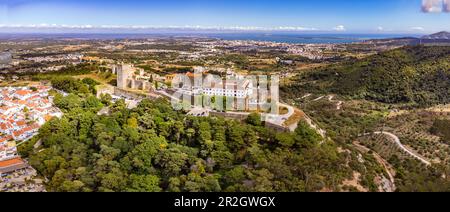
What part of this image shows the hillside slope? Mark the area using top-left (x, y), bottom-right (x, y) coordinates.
top-left (284, 46), bottom-right (450, 106)
top-left (422, 31), bottom-right (450, 40)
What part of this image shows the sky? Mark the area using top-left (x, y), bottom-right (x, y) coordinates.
top-left (0, 0), bottom-right (449, 34)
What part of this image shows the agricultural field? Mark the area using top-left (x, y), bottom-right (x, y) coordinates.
top-left (281, 89), bottom-right (450, 191)
top-left (380, 111), bottom-right (450, 164)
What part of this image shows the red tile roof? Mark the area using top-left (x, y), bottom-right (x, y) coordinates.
top-left (0, 158), bottom-right (25, 168)
top-left (0, 136), bottom-right (13, 143)
top-left (15, 120), bottom-right (26, 127)
top-left (15, 90), bottom-right (30, 96)
top-left (0, 157), bottom-right (28, 174)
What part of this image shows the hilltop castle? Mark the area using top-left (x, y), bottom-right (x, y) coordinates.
top-left (114, 64), bottom-right (155, 91)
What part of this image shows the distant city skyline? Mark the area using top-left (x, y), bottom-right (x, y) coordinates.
top-left (0, 0), bottom-right (449, 34)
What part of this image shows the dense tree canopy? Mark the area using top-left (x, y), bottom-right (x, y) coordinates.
top-left (283, 46), bottom-right (450, 107)
top-left (22, 94), bottom-right (352, 192)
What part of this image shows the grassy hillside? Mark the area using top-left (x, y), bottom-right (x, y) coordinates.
top-left (283, 46), bottom-right (450, 107)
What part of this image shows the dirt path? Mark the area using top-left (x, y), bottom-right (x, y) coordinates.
top-left (328, 95), bottom-right (343, 110)
top-left (353, 141), bottom-right (396, 192)
top-left (312, 96), bottom-right (325, 101)
top-left (341, 172), bottom-right (369, 192)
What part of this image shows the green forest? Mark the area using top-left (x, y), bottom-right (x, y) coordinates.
top-left (19, 79), bottom-right (355, 192)
top-left (431, 119), bottom-right (450, 145)
top-left (283, 46), bottom-right (450, 107)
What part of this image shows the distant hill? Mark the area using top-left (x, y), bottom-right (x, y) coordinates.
top-left (283, 46), bottom-right (450, 107)
top-left (422, 31), bottom-right (450, 40)
top-left (363, 32), bottom-right (450, 46)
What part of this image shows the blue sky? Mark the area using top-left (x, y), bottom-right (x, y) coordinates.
top-left (0, 0), bottom-right (449, 33)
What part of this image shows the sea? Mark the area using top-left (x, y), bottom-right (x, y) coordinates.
top-left (205, 33), bottom-right (423, 44)
top-left (0, 32), bottom-right (423, 44)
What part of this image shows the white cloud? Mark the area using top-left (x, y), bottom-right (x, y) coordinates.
top-left (377, 26), bottom-right (384, 31)
top-left (274, 26), bottom-right (318, 31)
top-left (0, 24), bottom-right (321, 31)
top-left (0, 24), bottom-right (97, 29)
top-left (411, 26), bottom-right (425, 31)
top-left (422, 0), bottom-right (443, 13)
top-left (333, 25), bottom-right (346, 31)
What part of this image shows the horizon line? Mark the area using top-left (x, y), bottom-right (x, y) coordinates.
top-left (0, 24), bottom-right (443, 34)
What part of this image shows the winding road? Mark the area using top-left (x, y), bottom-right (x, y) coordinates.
top-left (373, 131), bottom-right (431, 166)
top-left (328, 95), bottom-right (343, 110)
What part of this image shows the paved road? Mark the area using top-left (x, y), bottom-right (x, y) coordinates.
top-left (373, 131), bottom-right (431, 166)
top-left (278, 102), bottom-right (295, 121)
top-left (16, 134), bottom-right (38, 147)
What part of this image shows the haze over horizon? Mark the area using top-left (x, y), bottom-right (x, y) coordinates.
top-left (0, 0), bottom-right (449, 34)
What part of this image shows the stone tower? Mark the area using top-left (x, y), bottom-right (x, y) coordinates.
top-left (116, 64), bottom-right (133, 89)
